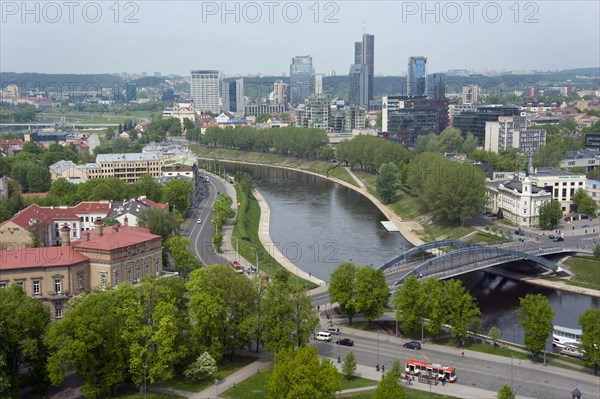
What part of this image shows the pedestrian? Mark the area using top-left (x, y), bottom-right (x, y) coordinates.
top-left (381, 365), bottom-right (385, 372)
top-left (461, 351), bottom-right (464, 357)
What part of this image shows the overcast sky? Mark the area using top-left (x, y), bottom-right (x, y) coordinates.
top-left (1, 1), bottom-right (599, 76)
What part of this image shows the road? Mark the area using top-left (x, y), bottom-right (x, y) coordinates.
top-left (182, 172), bottom-right (229, 266)
top-left (314, 328), bottom-right (600, 399)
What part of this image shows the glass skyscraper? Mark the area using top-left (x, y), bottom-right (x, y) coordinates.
top-left (407, 57), bottom-right (427, 96)
top-left (425, 73), bottom-right (446, 100)
top-left (289, 56), bottom-right (314, 105)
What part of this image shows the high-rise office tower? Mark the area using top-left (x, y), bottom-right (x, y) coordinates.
top-left (273, 80), bottom-right (289, 106)
top-left (221, 78), bottom-right (244, 113)
top-left (361, 33), bottom-right (374, 102)
top-left (349, 64), bottom-right (369, 107)
top-left (354, 42), bottom-right (363, 64)
top-left (425, 73), bottom-right (446, 100)
top-left (461, 85), bottom-right (480, 104)
top-left (407, 57), bottom-right (427, 96)
top-left (348, 33), bottom-right (374, 106)
top-left (289, 55), bottom-right (314, 105)
top-left (190, 70), bottom-right (220, 114)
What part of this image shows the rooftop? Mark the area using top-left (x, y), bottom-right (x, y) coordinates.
top-left (96, 153), bottom-right (161, 162)
top-left (0, 246), bottom-right (88, 271)
top-left (72, 225), bottom-right (160, 251)
top-left (533, 167), bottom-right (586, 177)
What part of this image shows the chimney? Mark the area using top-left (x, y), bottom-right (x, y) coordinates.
top-left (84, 231), bottom-right (90, 241)
top-left (94, 217), bottom-right (104, 237)
top-left (124, 216), bottom-right (129, 227)
top-left (60, 224), bottom-right (71, 246)
top-left (113, 224), bottom-right (120, 233)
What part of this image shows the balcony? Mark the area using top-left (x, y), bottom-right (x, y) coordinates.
top-left (48, 290), bottom-right (70, 300)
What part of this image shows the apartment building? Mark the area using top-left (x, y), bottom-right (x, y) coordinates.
top-left (95, 153), bottom-right (162, 183)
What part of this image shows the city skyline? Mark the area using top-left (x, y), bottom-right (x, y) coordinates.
top-left (1, 1), bottom-right (599, 76)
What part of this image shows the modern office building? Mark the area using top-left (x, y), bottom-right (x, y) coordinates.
top-left (484, 115), bottom-right (546, 154)
top-left (529, 167), bottom-right (586, 212)
top-left (354, 41), bottom-right (363, 64)
top-left (452, 105), bottom-right (521, 143)
top-left (425, 73), bottom-right (446, 100)
top-left (361, 33), bottom-right (374, 102)
top-left (190, 70), bottom-right (220, 114)
top-left (95, 153), bottom-right (163, 183)
top-left (349, 64), bottom-right (369, 107)
top-left (221, 78), bottom-right (245, 114)
top-left (382, 95), bottom-right (449, 146)
top-left (561, 150), bottom-right (600, 172)
top-left (244, 104), bottom-right (287, 116)
top-left (289, 56), bottom-right (314, 105)
top-left (462, 85), bottom-right (480, 104)
top-left (407, 56), bottom-right (427, 96)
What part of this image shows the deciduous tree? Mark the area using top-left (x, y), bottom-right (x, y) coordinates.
top-left (391, 275), bottom-right (424, 336)
top-left (497, 384), bottom-right (516, 399)
top-left (328, 262), bottom-right (358, 325)
top-left (516, 294), bottom-right (554, 359)
top-left (538, 200), bottom-right (562, 229)
top-left (372, 368), bottom-right (406, 399)
top-left (578, 308), bottom-right (600, 374)
top-left (376, 162), bottom-right (399, 203)
top-left (341, 351), bottom-right (357, 379)
top-left (267, 346), bottom-right (340, 399)
top-left (355, 266), bottom-right (389, 326)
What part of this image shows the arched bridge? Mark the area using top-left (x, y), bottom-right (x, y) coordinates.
top-left (379, 240), bottom-right (574, 287)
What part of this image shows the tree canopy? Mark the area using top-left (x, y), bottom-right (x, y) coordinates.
top-left (516, 294), bottom-right (554, 359)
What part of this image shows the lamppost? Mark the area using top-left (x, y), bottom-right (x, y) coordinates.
top-left (377, 330), bottom-right (380, 367)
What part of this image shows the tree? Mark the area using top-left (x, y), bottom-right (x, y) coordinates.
top-left (328, 262), bottom-right (357, 325)
top-left (165, 236), bottom-right (202, 278)
top-left (573, 188), bottom-right (598, 216)
top-left (391, 275), bottom-right (424, 336)
top-left (266, 346), bottom-right (341, 399)
top-left (488, 325), bottom-right (502, 346)
top-left (372, 369), bottom-right (406, 399)
top-left (438, 127), bottom-right (464, 153)
top-left (0, 285), bottom-right (51, 396)
top-left (46, 289), bottom-right (130, 398)
top-left (341, 351), bottom-right (357, 379)
top-left (317, 146), bottom-right (335, 160)
top-left (355, 266), bottom-right (389, 326)
top-left (516, 294), bottom-right (554, 359)
top-left (443, 279), bottom-right (481, 346)
top-left (594, 244), bottom-right (600, 258)
top-left (461, 132), bottom-right (478, 154)
top-left (578, 308), bottom-right (600, 374)
top-left (261, 277), bottom-right (318, 353)
top-left (497, 384), bottom-right (516, 399)
top-left (538, 200), bottom-right (562, 229)
top-left (136, 207), bottom-right (180, 241)
top-left (161, 179), bottom-right (192, 212)
top-left (184, 352), bottom-right (217, 381)
top-left (186, 265), bottom-right (258, 362)
top-left (422, 277), bottom-right (444, 337)
top-left (376, 163), bottom-right (399, 203)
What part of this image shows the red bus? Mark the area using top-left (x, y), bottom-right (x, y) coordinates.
top-left (405, 359), bottom-right (457, 383)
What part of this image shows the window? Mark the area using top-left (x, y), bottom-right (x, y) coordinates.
top-left (33, 280), bottom-right (41, 295)
top-left (136, 266), bottom-right (141, 281)
top-left (100, 273), bottom-right (107, 289)
top-left (127, 266), bottom-right (132, 283)
top-left (77, 274), bottom-right (84, 290)
top-left (145, 259), bottom-right (150, 276)
top-left (55, 302), bottom-right (63, 319)
top-left (16, 281), bottom-right (24, 292)
top-left (0, 282), bottom-right (7, 289)
top-left (114, 270), bottom-right (120, 287)
top-left (54, 279), bottom-right (62, 293)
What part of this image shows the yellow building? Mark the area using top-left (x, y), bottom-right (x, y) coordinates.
top-left (0, 219), bottom-right (163, 320)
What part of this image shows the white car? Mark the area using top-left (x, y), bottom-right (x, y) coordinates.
top-left (197, 219), bottom-right (202, 224)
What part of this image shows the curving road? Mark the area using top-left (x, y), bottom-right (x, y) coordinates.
top-left (183, 173), bottom-right (229, 266)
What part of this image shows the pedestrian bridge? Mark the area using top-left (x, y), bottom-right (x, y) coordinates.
top-left (378, 240), bottom-right (575, 287)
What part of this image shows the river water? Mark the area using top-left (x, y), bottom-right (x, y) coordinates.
top-left (223, 162), bottom-right (597, 345)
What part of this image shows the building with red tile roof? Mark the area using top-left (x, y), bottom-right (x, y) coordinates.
top-left (0, 220), bottom-right (163, 320)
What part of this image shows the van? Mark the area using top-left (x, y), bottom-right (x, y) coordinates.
top-left (327, 326), bottom-right (340, 335)
top-left (316, 331), bottom-right (332, 341)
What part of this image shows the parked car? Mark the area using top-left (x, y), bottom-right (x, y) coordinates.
top-left (327, 326), bottom-right (340, 335)
top-left (582, 224), bottom-right (590, 228)
top-left (548, 235), bottom-right (555, 239)
top-left (336, 338), bottom-right (354, 346)
top-left (553, 236), bottom-right (564, 242)
top-left (403, 341), bottom-right (421, 350)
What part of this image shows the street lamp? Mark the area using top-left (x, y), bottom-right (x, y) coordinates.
top-left (377, 330), bottom-right (380, 367)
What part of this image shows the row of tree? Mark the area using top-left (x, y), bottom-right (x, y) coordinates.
top-left (335, 135), bottom-right (411, 172)
top-left (199, 125), bottom-right (329, 159)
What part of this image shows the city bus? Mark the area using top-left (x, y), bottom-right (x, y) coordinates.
top-left (405, 359), bottom-right (457, 383)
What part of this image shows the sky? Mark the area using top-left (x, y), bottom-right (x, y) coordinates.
top-left (1, 0), bottom-right (599, 76)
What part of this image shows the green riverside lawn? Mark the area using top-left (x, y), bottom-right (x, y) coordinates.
top-left (191, 145), bottom-right (356, 186)
top-left (560, 255), bottom-right (600, 290)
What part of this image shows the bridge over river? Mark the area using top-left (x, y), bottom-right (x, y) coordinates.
top-left (378, 240), bottom-right (585, 287)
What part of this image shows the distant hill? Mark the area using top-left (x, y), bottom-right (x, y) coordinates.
top-left (0, 72), bottom-right (124, 90)
top-left (558, 67), bottom-right (599, 76)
